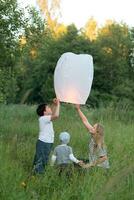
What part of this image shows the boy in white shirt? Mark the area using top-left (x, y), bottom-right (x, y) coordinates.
top-left (33, 98), bottom-right (60, 174)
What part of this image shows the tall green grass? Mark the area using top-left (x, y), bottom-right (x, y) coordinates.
top-left (0, 104), bottom-right (133, 200)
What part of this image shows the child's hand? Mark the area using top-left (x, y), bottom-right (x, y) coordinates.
top-left (53, 98), bottom-right (60, 105)
top-left (78, 160), bottom-right (84, 167)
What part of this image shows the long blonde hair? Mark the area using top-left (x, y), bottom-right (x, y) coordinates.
top-left (93, 123), bottom-right (105, 150)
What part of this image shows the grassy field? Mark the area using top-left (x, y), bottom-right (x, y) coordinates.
top-left (0, 104), bottom-right (133, 200)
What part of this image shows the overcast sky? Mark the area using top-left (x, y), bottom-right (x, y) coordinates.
top-left (18, 0), bottom-right (134, 28)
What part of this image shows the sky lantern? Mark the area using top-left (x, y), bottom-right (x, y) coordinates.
top-left (54, 52), bottom-right (94, 104)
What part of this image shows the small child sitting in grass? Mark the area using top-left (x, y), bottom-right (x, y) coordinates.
top-left (75, 104), bottom-right (110, 169)
top-left (51, 132), bottom-right (83, 175)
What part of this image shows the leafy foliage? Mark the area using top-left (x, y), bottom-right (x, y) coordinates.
top-left (0, 1), bottom-right (134, 106)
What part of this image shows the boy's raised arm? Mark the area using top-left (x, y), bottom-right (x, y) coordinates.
top-left (75, 105), bottom-right (95, 134)
top-left (51, 98), bottom-right (60, 121)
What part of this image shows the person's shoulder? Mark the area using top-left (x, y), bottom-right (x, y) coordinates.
top-left (56, 144), bottom-right (61, 148)
top-left (55, 145), bottom-right (62, 150)
top-left (53, 145), bottom-right (60, 154)
top-left (39, 115), bottom-right (51, 121)
top-left (53, 145), bottom-right (60, 151)
top-left (54, 145), bottom-right (64, 153)
top-left (67, 145), bottom-right (73, 151)
top-left (39, 115), bottom-right (45, 119)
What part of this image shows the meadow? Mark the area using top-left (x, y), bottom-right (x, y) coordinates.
top-left (0, 104), bottom-right (133, 200)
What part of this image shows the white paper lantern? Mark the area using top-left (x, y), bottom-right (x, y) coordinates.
top-left (54, 52), bottom-right (94, 104)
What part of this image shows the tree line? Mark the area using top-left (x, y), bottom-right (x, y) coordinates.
top-left (0, 0), bottom-right (134, 107)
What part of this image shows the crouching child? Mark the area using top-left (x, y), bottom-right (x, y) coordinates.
top-left (51, 132), bottom-right (83, 176)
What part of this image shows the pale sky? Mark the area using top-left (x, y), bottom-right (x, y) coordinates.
top-left (18, 0), bottom-right (134, 28)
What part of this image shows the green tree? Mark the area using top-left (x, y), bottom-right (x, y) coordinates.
top-left (90, 22), bottom-right (133, 106)
top-left (15, 7), bottom-right (47, 103)
top-left (0, 0), bottom-right (24, 103)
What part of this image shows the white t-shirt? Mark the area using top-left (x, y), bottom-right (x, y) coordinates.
top-left (38, 115), bottom-right (54, 143)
